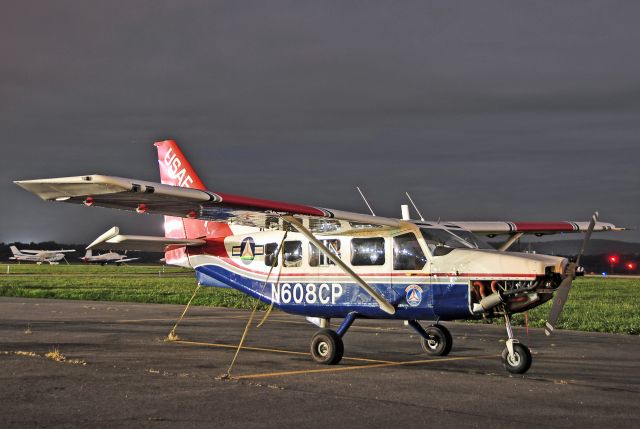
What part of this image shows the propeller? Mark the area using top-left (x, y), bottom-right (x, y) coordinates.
top-left (545, 211), bottom-right (598, 336)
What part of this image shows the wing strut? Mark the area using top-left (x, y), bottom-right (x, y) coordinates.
top-left (282, 215), bottom-right (396, 315)
top-left (497, 232), bottom-right (524, 252)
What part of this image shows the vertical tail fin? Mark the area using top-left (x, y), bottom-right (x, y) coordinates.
top-left (153, 140), bottom-right (231, 266)
top-left (84, 249), bottom-right (92, 258)
top-left (154, 140), bottom-right (206, 190)
top-left (10, 246), bottom-right (21, 256)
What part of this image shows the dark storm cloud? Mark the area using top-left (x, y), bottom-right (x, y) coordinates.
top-left (1, 1), bottom-right (639, 243)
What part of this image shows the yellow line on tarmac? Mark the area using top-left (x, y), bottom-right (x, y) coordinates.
top-left (171, 339), bottom-right (396, 364)
top-left (115, 315), bottom-right (249, 323)
top-left (116, 315), bottom-right (401, 334)
top-left (234, 354), bottom-right (500, 380)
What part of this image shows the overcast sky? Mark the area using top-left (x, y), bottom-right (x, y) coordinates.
top-left (1, 1), bottom-right (639, 244)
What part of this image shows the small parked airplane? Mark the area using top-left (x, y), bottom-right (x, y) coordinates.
top-left (15, 140), bottom-right (624, 374)
top-left (80, 249), bottom-right (139, 265)
top-left (9, 246), bottom-right (75, 264)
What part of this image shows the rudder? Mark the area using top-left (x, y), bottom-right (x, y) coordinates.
top-left (153, 140), bottom-right (231, 266)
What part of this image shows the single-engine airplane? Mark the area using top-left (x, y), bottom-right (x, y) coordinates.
top-left (15, 140), bottom-right (625, 374)
top-left (80, 249), bottom-right (139, 265)
top-left (9, 246), bottom-right (75, 265)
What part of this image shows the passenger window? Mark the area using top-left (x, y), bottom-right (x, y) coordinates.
top-left (393, 233), bottom-right (427, 270)
top-left (309, 239), bottom-right (341, 267)
top-left (350, 238), bottom-right (385, 266)
top-left (283, 241), bottom-right (303, 267)
top-left (264, 242), bottom-right (279, 267)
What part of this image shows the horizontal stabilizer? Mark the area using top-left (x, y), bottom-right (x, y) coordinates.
top-left (116, 257), bottom-right (141, 263)
top-left (87, 226), bottom-right (206, 252)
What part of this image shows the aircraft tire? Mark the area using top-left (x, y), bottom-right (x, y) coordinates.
top-left (501, 343), bottom-right (532, 374)
top-left (310, 329), bottom-right (344, 365)
top-left (421, 324), bottom-right (452, 356)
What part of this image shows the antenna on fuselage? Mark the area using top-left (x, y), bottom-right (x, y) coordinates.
top-left (405, 192), bottom-right (425, 221)
top-left (356, 186), bottom-right (376, 216)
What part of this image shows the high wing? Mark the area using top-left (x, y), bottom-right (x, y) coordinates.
top-left (15, 174), bottom-right (623, 237)
top-left (19, 249), bottom-right (76, 255)
top-left (15, 175), bottom-right (402, 235)
top-left (445, 220), bottom-right (622, 237)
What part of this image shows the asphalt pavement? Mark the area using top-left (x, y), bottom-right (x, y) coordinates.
top-left (1, 297), bottom-right (638, 428)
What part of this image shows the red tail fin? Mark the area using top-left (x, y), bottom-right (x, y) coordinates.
top-left (154, 140), bottom-right (206, 190)
top-left (154, 140), bottom-right (230, 265)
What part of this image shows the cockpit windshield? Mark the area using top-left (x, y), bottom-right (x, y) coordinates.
top-left (420, 227), bottom-right (494, 253)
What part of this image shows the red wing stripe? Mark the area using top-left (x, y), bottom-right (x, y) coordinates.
top-left (214, 192), bottom-right (326, 216)
top-left (512, 222), bottom-right (575, 232)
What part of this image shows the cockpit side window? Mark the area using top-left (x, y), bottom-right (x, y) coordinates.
top-left (420, 228), bottom-right (471, 253)
top-left (393, 233), bottom-right (427, 270)
top-left (448, 229), bottom-right (494, 250)
top-left (420, 227), bottom-right (494, 253)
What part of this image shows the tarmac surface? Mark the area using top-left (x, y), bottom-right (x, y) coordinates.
top-left (1, 297), bottom-right (639, 428)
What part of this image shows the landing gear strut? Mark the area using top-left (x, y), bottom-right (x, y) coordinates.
top-left (310, 312), bottom-right (357, 365)
top-left (501, 312), bottom-right (532, 374)
top-left (408, 320), bottom-right (453, 356)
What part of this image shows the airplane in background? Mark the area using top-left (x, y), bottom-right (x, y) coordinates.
top-left (15, 140), bottom-right (625, 374)
top-left (9, 246), bottom-right (75, 264)
top-left (80, 249), bottom-right (139, 265)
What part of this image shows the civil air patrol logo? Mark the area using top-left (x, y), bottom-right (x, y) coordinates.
top-left (405, 284), bottom-right (423, 307)
top-left (231, 237), bottom-right (263, 265)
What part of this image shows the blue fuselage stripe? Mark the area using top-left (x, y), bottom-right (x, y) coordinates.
top-left (195, 264), bottom-right (471, 321)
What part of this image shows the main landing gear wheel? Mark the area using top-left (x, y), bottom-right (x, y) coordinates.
top-left (501, 343), bottom-right (532, 374)
top-left (310, 329), bottom-right (344, 365)
top-left (420, 324), bottom-right (453, 356)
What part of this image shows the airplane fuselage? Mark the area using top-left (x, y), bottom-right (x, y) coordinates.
top-left (187, 225), bottom-right (567, 321)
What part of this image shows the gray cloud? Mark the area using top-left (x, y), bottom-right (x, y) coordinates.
top-left (1, 1), bottom-right (639, 243)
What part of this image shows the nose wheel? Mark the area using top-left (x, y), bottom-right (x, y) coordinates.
top-left (501, 312), bottom-right (532, 374)
top-left (501, 342), bottom-right (532, 374)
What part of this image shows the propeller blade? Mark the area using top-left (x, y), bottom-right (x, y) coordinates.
top-left (545, 267), bottom-right (574, 335)
top-left (545, 212), bottom-right (598, 336)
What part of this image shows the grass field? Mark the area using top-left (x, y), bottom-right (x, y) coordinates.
top-left (0, 264), bottom-right (259, 309)
top-left (0, 264), bottom-right (638, 334)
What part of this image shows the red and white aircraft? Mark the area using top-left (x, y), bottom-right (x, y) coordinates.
top-left (80, 249), bottom-right (139, 265)
top-left (15, 140), bottom-right (624, 374)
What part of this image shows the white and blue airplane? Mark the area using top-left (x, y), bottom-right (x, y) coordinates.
top-left (9, 246), bottom-right (75, 264)
top-left (15, 140), bottom-right (624, 374)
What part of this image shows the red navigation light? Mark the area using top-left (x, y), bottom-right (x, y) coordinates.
top-left (627, 262), bottom-right (637, 270)
top-left (136, 204), bottom-right (148, 214)
top-left (609, 255), bottom-right (619, 264)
